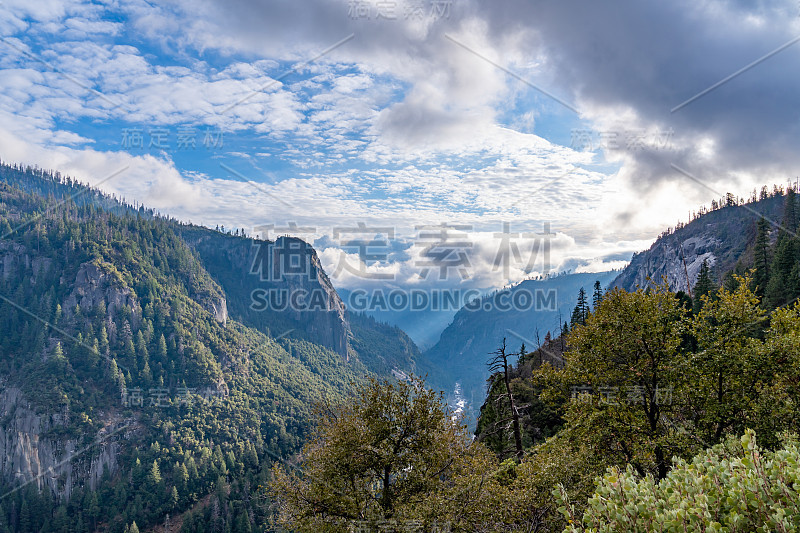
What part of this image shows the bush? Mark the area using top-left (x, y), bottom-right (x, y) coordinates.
top-left (556, 430), bottom-right (800, 532)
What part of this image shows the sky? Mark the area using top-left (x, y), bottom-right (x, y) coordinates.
top-left (1, 0), bottom-right (799, 294)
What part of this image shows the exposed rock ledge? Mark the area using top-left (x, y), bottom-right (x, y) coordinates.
top-left (0, 386), bottom-right (127, 501)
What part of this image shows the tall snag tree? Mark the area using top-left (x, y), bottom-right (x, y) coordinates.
top-left (484, 338), bottom-right (524, 462)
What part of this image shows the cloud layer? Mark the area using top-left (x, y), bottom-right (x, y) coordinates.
top-left (1, 0), bottom-right (798, 291)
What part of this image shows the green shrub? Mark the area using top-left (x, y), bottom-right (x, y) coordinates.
top-left (556, 430), bottom-right (800, 532)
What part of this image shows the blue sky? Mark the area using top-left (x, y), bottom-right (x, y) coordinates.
top-left (1, 0), bottom-right (799, 293)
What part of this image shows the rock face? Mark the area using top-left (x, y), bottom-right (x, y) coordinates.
top-left (0, 241), bottom-right (52, 280)
top-left (611, 195), bottom-right (785, 292)
top-left (64, 257), bottom-right (228, 325)
top-left (64, 262), bottom-right (138, 317)
top-left (0, 386), bottom-right (125, 500)
top-left (266, 237), bottom-right (350, 357)
top-left (612, 234), bottom-right (719, 293)
top-left (205, 295), bottom-right (228, 325)
top-left (182, 229), bottom-right (351, 357)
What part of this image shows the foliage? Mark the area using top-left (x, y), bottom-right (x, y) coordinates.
top-left (556, 430), bottom-right (800, 532)
top-left (0, 163), bottom-right (409, 532)
top-left (270, 376), bottom-right (510, 531)
top-left (480, 272), bottom-right (800, 530)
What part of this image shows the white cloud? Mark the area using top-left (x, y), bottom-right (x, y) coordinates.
top-left (5, 0), bottom-right (796, 296)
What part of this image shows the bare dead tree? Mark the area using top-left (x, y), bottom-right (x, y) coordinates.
top-left (487, 338), bottom-right (524, 462)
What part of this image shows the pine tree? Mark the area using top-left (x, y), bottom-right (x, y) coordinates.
top-left (148, 460), bottom-right (161, 486)
top-left (592, 280), bottom-right (603, 310)
top-left (109, 358), bottom-right (120, 381)
top-left (752, 217), bottom-right (771, 296)
top-left (157, 333), bottom-right (168, 363)
top-left (18, 499), bottom-right (31, 532)
top-left (784, 187), bottom-right (798, 232)
top-left (693, 259), bottom-right (716, 313)
top-left (571, 288), bottom-right (589, 327)
top-left (177, 462), bottom-right (189, 492)
top-left (169, 486), bottom-right (179, 509)
top-left (765, 191), bottom-right (800, 307)
top-left (765, 235), bottom-right (798, 308)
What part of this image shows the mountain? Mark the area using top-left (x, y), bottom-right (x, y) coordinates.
top-left (0, 162), bottom-right (424, 532)
top-left (337, 288), bottom-right (459, 350)
top-left (423, 271), bottom-right (619, 423)
top-left (611, 193), bottom-right (785, 292)
top-left (474, 185), bottom-right (800, 458)
top-left (178, 226), bottom-right (350, 357)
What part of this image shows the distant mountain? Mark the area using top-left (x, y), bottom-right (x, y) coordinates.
top-left (423, 271), bottom-right (619, 423)
top-left (0, 162), bottom-right (425, 532)
top-left (337, 288), bottom-right (460, 350)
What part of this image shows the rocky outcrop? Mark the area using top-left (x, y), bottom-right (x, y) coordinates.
top-left (611, 196), bottom-right (785, 293)
top-left (267, 237), bottom-right (350, 357)
top-left (63, 261), bottom-right (138, 318)
top-left (611, 195), bottom-right (784, 291)
top-left (182, 229), bottom-right (351, 357)
top-left (0, 241), bottom-right (53, 280)
top-left (0, 386), bottom-right (126, 500)
top-left (612, 234), bottom-right (719, 292)
top-left (204, 295), bottom-right (228, 325)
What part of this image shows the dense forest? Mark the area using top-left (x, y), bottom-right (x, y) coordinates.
top-left (0, 163), bottom-right (422, 532)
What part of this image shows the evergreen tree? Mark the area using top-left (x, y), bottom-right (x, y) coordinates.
top-left (592, 280), bottom-right (603, 310)
top-left (157, 333), bottom-right (168, 362)
top-left (765, 235), bottom-right (798, 308)
top-left (752, 217), bottom-right (771, 296)
top-left (169, 486), bottom-right (179, 509)
top-left (692, 259), bottom-right (716, 313)
top-left (784, 186), bottom-right (798, 232)
top-left (570, 287), bottom-right (589, 327)
top-left (149, 460), bottom-right (162, 486)
top-left (53, 341), bottom-right (64, 360)
top-left (765, 191), bottom-right (800, 308)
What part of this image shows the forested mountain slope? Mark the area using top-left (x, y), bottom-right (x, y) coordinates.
top-left (0, 162), bottom-right (423, 532)
top-left (423, 271), bottom-right (619, 422)
top-left (612, 189), bottom-right (786, 292)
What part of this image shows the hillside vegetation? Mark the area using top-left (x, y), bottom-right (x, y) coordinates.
top-left (0, 163), bottom-right (422, 532)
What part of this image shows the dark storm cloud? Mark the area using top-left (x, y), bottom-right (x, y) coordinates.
top-left (178, 0), bottom-right (800, 194)
top-left (477, 0), bottom-right (800, 191)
